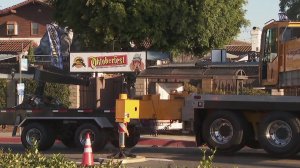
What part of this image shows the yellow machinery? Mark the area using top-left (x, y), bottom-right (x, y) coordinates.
top-left (114, 93), bottom-right (186, 158)
top-left (115, 20), bottom-right (300, 158)
top-left (115, 93), bottom-right (186, 123)
top-left (260, 21), bottom-right (300, 90)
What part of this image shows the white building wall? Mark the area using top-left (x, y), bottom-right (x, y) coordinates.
top-left (250, 27), bottom-right (262, 52)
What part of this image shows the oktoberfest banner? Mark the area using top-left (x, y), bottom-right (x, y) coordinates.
top-left (70, 52), bottom-right (146, 72)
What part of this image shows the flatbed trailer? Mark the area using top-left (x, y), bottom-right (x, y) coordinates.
top-left (113, 19), bottom-right (300, 157)
top-left (0, 104), bottom-right (140, 151)
top-left (190, 94), bottom-right (300, 156)
top-left (192, 94), bottom-right (300, 111)
top-left (0, 68), bottom-right (139, 151)
top-left (115, 92), bottom-right (300, 157)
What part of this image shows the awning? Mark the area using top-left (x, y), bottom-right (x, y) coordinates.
top-left (0, 54), bottom-right (17, 61)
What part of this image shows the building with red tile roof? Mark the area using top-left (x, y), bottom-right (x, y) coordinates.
top-left (0, 40), bottom-right (37, 55)
top-left (225, 40), bottom-right (252, 56)
top-left (0, 0), bottom-right (53, 58)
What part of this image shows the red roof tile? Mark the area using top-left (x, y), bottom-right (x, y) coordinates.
top-left (0, 0), bottom-right (49, 15)
top-left (0, 40), bottom-right (37, 54)
top-left (225, 40), bottom-right (251, 56)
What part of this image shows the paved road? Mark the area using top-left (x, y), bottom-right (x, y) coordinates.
top-left (1, 134), bottom-right (300, 168)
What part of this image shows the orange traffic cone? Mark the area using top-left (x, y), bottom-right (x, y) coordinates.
top-left (82, 133), bottom-right (94, 166)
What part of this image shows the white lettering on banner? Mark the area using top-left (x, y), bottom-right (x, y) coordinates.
top-left (69, 52), bottom-right (146, 72)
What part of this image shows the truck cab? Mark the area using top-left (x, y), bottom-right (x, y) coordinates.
top-left (260, 21), bottom-right (300, 91)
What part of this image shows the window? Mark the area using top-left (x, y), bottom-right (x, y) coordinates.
top-left (262, 28), bottom-right (277, 63)
top-left (31, 22), bottom-right (39, 35)
top-left (7, 21), bottom-right (18, 35)
top-left (281, 27), bottom-right (300, 42)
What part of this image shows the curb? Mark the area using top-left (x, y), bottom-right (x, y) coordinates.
top-left (138, 138), bottom-right (196, 147)
top-left (0, 137), bottom-right (21, 143)
top-left (0, 136), bottom-right (196, 147)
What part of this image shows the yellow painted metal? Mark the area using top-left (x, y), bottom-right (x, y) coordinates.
top-left (261, 20), bottom-right (300, 86)
top-left (119, 94), bottom-right (128, 100)
top-left (157, 99), bottom-right (184, 120)
top-left (115, 94), bottom-right (185, 121)
top-left (115, 99), bottom-right (140, 123)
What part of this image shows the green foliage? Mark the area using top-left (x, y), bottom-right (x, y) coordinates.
top-left (239, 87), bottom-right (270, 96)
top-left (27, 45), bottom-right (35, 64)
top-left (279, 0), bottom-right (300, 20)
top-left (0, 141), bottom-right (124, 168)
top-left (0, 79), bottom-right (7, 108)
top-left (50, 0), bottom-right (248, 56)
top-left (183, 82), bottom-right (270, 96)
top-left (198, 147), bottom-right (217, 168)
top-left (0, 141), bottom-right (77, 168)
top-left (24, 79), bottom-right (71, 107)
top-left (0, 141), bottom-right (223, 168)
top-left (184, 82), bottom-right (199, 93)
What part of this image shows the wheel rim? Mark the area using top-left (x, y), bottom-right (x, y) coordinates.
top-left (210, 118), bottom-right (233, 144)
top-left (26, 128), bottom-right (42, 145)
top-left (79, 129), bottom-right (95, 146)
top-left (266, 120), bottom-right (292, 147)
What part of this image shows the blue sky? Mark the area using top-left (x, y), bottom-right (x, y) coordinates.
top-left (238, 0), bottom-right (280, 41)
top-left (0, 0), bottom-right (280, 42)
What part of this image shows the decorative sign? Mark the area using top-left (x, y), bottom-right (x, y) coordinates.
top-left (70, 52), bottom-right (146, 72)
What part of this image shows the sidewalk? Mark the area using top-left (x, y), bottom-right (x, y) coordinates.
top-left (0, 132), bottom-right (196, 147)
top-left (138, 134), bottom-right (196, 147)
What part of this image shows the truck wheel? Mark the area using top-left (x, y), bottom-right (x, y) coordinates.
top-left (258, 112), bottom-right (300, 157)
top-left (74, 123), bottom-right (107, 151)
top-left (111, 125), bottom-right (141, 148)
top-left (21, 123), bottom-right (55, 151)
top-left (202, 111), bottom-right (247, 153)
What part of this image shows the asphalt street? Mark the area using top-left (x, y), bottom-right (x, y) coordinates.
top-left (2, 131), bottom-right (300, 168)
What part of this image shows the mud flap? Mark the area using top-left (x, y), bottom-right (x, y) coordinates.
top-left (12, 115), bottom-right (21, 137)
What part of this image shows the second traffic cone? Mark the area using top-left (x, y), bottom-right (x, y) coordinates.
top-left (82, 133), bottom-right (94, 166)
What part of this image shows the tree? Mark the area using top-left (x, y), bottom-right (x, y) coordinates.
top-left (49, 0), bottom-right (248, 57)
top-left (27, 43), bottom-right (35, 64)
top-left (280, 0), bottom-right (300, 20)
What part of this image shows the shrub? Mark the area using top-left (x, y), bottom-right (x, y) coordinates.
top-left (0, 141), bottom-right (76, 168)
top-left (26, 45), bottom-right (35, 64)
top-left (0, 141), bottom-right (124, 168)
top-left (198, 147), bottom-right (217, 168)
top-left (0, 141), bottom-right (221, 168)
top-left (24, 79), bottom-right (71, 107)
top-left (183, 82), bottom-right (269, 96)
top-left (0, 79), bottom-right (7, 108)
top-left (239, 87), bottom-right (269, 96)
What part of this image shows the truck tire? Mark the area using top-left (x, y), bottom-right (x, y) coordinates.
top-left (111, 125), bottom-right (141, 148)
top-left (202, 111), bottom-right (248, 153)
top-left (21, 123), bottom-right (55, 151)
top-left (258, 112), bottom-right (300, 157)
top-left (74, 123), bottom-right (107, 152)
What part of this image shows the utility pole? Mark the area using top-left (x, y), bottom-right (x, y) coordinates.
top-left (17, 43), bottom-right (28, 105)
